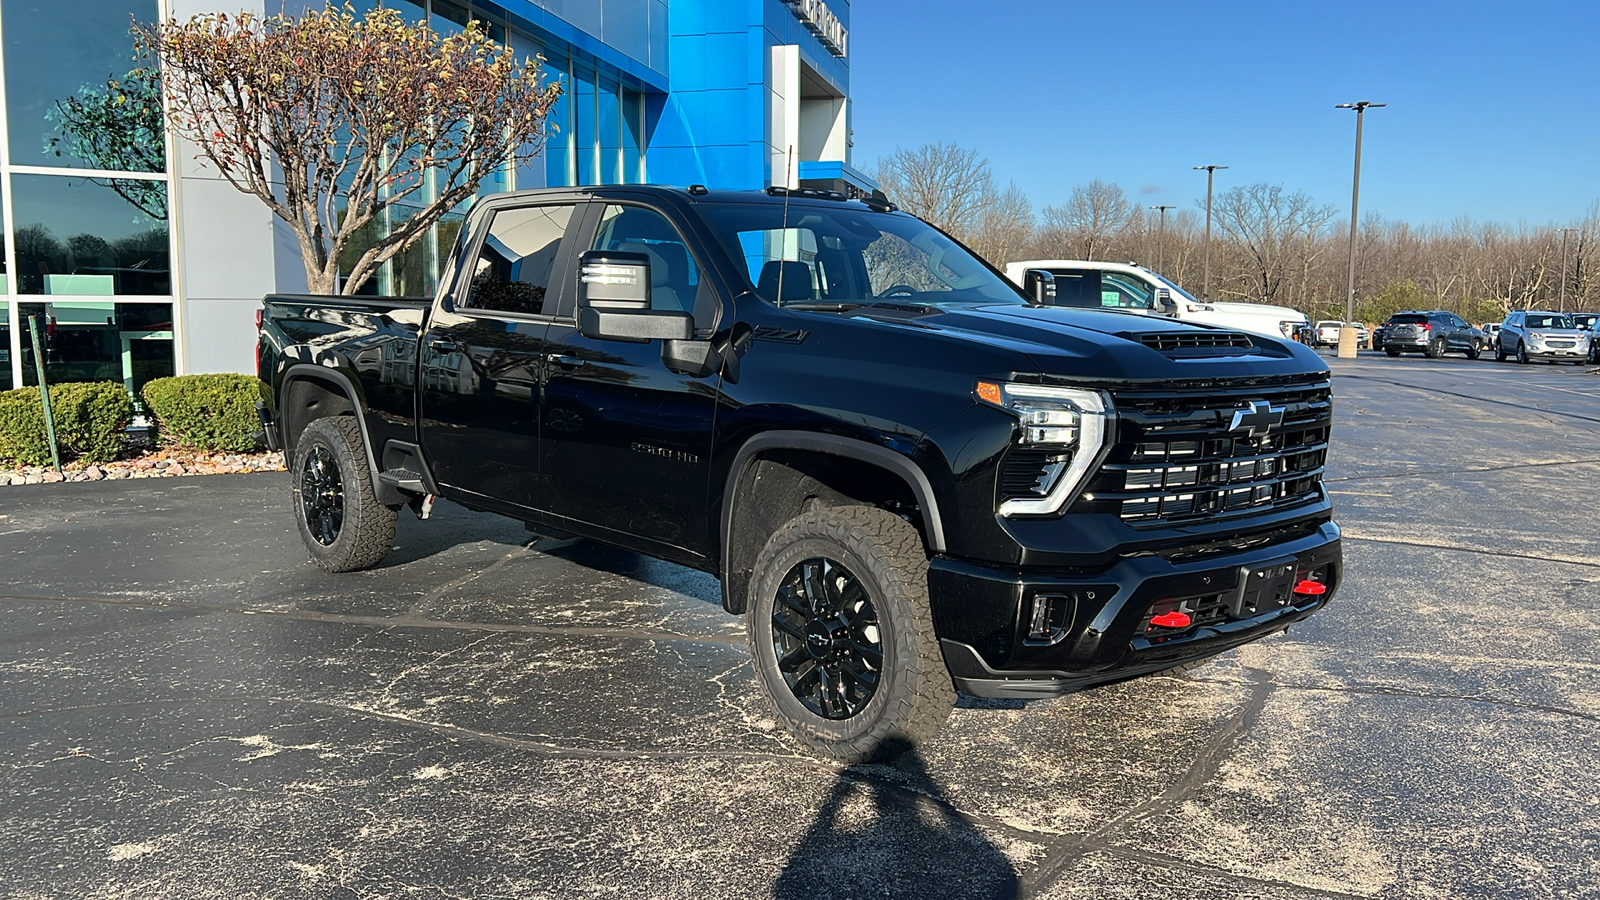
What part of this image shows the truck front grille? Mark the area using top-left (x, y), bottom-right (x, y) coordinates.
top-left (1072, 377), bottom-right (1332, 526)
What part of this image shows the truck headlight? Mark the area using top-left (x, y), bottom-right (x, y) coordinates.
top-left (977, 381), bottom-right (1115, 517)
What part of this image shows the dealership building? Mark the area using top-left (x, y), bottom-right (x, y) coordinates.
top-left (0, 0), bottom-right (868, 394)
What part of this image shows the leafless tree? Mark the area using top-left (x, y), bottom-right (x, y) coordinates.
top-left (1207, 183), bottom-right (1337, 304)
top-left (872, 142), bottom-right (994, 239)
top-left (966, 182), bottom-right (1034, 266)
top-left (1039, 179), bottom-right (1134, 261)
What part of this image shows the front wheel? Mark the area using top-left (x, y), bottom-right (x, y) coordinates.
top-left (1516, 342), bottom-right (1530, 364)
top-left (746, 505), bottom-right (954, 763)
top-left (292, 417), bottom-right (397, 572)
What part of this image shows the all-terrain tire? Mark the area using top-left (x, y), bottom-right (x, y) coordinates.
top-left (292, 416), bottom-right (397, 573)
top-left (746, 505), bottom-right (955, 763)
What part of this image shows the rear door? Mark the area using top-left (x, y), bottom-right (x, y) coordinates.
top-left (533, 200), bottom-right (723, 558)
top-left (418, 198), bottom-right (584, 512)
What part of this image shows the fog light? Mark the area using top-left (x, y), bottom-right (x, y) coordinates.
top-left (1024, 593), bottom-right (1074, 646)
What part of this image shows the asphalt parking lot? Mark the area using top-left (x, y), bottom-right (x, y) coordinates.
top-left (3, 352), bottom-right (1598, 899)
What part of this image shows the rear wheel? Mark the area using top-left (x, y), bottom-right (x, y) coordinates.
top-left (1495, 342), bottom-right (1507, 362)
top-left (1385, 348), bottom-right (1401, 357)
top-left (293, 417), bottom-right (397, 572)
top-left (1466, 344), bottom-right (1481, 360)
top-left (746, 505), bottom-right (954, 763)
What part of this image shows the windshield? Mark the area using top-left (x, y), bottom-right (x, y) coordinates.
top-left (696, 202), bottom-right (1025, 308)
top-left (1572, 314), bottom-right (1598, 329)
top-left (1526, 314), bottom-right (1572, 329)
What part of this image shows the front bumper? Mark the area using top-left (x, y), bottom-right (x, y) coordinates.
top-left (929, 521), bottom-right (1342, 698)
top-left (1526, 343), bottom-right (1588, 359)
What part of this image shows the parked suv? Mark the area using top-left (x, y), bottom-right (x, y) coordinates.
top-left (1496, 311), bottom-right (1591, 364)
top-left (1381, 310), bottom-right (1482, 359)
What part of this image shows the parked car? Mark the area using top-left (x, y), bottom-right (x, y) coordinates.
top-left (257, 184), bottom-right (1342, 761)
top-left (1002, 259), bottom-right (1311, 340)
top-left (1381, 310), bottom-right (1482, 359)
top-left (1576, 314), bottom-right (1600, 362)
top-left (1480, 323), bottom-right (1501, 352)
top-left (1312, 320), bottom-right (1369, 349)
top-left (1496, 310), bottom-right (1591, 364)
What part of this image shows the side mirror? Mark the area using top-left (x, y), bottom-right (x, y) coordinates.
top-left (1153, 288), bottom-right (1178, 315)
top-left (576, 249), bottom-right (692, 342)
top-left (1023, 269), bottom-right (1056, 305)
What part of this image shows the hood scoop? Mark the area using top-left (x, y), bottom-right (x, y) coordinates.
top-left (1134, 330), bottom-right (1257, 358)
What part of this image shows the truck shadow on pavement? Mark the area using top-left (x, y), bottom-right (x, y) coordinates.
top-left (775, 745), bottom-right (1020, 900)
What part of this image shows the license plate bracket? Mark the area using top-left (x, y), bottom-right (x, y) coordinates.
top-left (1231, 558), bottom-right (1298, 618)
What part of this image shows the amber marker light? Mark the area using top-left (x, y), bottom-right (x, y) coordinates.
top-left (975, 380), bottom-right (1003, 406)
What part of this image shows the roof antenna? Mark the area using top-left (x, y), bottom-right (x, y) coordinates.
top-left (775, 144), bottom-right (795, 306)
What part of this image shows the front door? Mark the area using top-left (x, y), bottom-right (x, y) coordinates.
top-left (418, 200), bottom-right (581, 511)
top-left (535, 202), bottom-right (721, 557)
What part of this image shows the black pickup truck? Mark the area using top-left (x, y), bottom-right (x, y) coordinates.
top-left (257, 185), bottom-right (1341, 761)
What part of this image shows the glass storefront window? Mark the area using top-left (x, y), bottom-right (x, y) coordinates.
top-left (575, 65), bottom-right (597, 185)
top-left (11, 174), bottom-right (170, 296)
top-left (2, 0), bottom-right (164, 172)
top-left (543, 56), bottom-right (573, 187)
top-left (598, 75), bottom-right (622, 185)
top-left (18, 301), bottom-right (173, 396)
top-left (1, 303), bottom-right (11, 391)
top-left (623, 88), bottom-right (645, 183)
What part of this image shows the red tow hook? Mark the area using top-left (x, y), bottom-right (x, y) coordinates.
top-left (1293, 580), bottom-right (1327, 596)
top-left (1150, 611), bottom-right (1192, 628)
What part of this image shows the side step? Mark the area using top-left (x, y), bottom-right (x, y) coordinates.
top-left (378, 468), bottom-right (426, 493)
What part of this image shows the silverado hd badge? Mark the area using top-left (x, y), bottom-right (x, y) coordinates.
top-left (1229, 400), bottom-right (1287, 437)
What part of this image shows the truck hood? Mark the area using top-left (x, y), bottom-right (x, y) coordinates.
top-left (834, 302), bottom-right (1326, 382)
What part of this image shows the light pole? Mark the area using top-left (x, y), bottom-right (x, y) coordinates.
top-left (1150, 205), bottom-right (1175, 271)
top-left (1558, 227), bottom-right (1575, 313)
top-left (1336, 101), bottom-right (1385, 358)
top-left (1193, 165), bottom-right (1227, 299)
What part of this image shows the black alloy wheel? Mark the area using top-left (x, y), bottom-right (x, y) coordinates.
top-left (291, 417), bottom-right (398, 572)
top-left (299, 445), bottom-right (345, 546)
top-left (771, 557), bottom-right (882, 719)
top-left (746, 505), bottom-right (954, 762)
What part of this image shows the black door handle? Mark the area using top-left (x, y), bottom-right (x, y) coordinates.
top-left (548, 354), bottom-right (586, 368)
top-left (428, 339), bottom-right (459, 354)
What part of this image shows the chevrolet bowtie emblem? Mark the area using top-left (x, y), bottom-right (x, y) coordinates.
top-left (1229, 400), bottom-right (1286, 437)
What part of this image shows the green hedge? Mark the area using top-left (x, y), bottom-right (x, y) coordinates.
top-left (142, 374), bottom-right (261, 452)
top-left (0, 382), bottom-right (134, 466)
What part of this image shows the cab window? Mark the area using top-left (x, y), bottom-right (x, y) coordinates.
top-left (461, 204), bottom-right (576, 316)
top-left (1098, 272), bottom-right (1155, 309)
top-left (591, 205), bottom-right (702, 315)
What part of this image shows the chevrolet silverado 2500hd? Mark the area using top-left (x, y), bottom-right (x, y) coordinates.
top-left (258, 185), bottom-right (1342, 761)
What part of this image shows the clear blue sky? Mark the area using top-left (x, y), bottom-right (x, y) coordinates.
top-left (848, 0), bottom-right (1600, 228)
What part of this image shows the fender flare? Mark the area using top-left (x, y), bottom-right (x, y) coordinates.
top-left (278, 364), bottom-right (393, 503)
top-left (720, 430), bottom-right (949, 576)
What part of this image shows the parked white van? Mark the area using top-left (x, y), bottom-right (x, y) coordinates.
top-left (1004, 259), bottom-right (1310, 340)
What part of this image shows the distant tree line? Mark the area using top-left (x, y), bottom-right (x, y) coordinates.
top-left (872, 143), bottom-right (1600, 324)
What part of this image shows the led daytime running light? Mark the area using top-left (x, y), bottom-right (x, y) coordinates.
top-left (977, 381), bottom-right (1114, 516)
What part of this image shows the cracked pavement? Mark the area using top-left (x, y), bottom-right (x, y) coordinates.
top-left (2, 353), bottom-right (1598, 898)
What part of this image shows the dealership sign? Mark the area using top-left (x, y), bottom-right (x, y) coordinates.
top-left (783, 0), bottom-right (848, 57)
